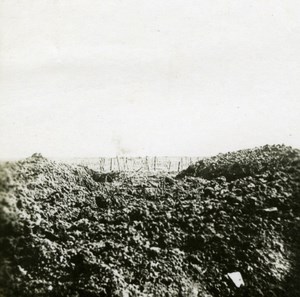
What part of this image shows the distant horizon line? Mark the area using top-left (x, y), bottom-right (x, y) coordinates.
top-left (0, 155), bottom-right (207, 162)
top-left (1, 143), bottom-right (297, 162)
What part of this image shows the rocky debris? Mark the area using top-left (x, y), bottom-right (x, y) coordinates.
top-left (31, 153), bottom-right (46, 159)
top-left (89, 170), bottom-right (122, 183)
top-left (177, 144), bottom-right (300, 181)
top-left (0, 144), bottom-right (299, 296)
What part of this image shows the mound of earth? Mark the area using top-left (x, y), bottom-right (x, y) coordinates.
top-left (0, 145), bottom-right (299, 296)
top-left (177, 144), bottom-right (299, 181)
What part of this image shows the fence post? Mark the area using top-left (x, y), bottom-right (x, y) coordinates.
top-left (145, 156), bottom-right (148, 171)
top-left (102, 158), bottom-right (105, 171)
top-left (178, 161), bottom-right (181, 172)
top-left (116, 156), bottom-right (120, 172)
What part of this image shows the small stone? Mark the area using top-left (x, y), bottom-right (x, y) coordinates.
top-left (150, 247), bottom-right (161, 254)
top-left (18, 265), bottom-right (27, 276)
top-left (263, 207), bottom-right (278, 213)
top-left (227, 271), bottom-right (244, 288)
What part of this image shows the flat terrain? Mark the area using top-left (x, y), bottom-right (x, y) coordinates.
top-left (54, 156), bottom-right (202, 173)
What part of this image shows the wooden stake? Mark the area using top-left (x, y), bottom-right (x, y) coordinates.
top-left (116, 156), bottom-right (120, 172)
top-left (145, 156), bottom-right (148, 171)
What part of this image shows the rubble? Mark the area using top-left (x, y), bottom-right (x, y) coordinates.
top-left (0, 145), bottom-right (299, 296)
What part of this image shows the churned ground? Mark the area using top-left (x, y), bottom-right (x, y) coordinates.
top-left (0, 145), bottom-right (299, 296)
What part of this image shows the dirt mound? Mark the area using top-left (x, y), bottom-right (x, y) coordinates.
top-left (0, 145), bottom-right (299, 296)
top-left (177, 144), bottom-right (300, 181)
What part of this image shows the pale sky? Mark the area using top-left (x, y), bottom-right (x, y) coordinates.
top-left (0, 0), bottom-right (299, 159)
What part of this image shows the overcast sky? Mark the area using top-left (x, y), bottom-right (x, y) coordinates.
top-left (0, 0), bottom-right (299, 159)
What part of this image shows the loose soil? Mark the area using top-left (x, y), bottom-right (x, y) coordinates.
top-left (0, 145), bottom-right (299, 296)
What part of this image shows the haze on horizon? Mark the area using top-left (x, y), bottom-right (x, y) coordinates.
top-left (0, 1), bottom-right (300, 160)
